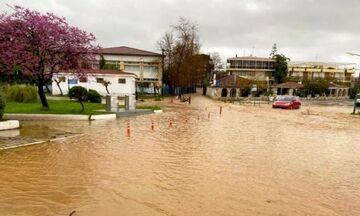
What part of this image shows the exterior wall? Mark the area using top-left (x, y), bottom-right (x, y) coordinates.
top-left (96, 54), bottom-right (163, 92)
top-left (206, 87), bottom-right (242, 98)
top-left (52, 73), bottom-right (136, 96)
top-left (226, 58), bottom-right (275, 81)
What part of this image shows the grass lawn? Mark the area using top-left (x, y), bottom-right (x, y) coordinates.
top-left (4, 100), bottom-right (106, 115)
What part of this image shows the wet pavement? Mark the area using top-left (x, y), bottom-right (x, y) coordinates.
top-left (0, 95), bottom-right (360, 216)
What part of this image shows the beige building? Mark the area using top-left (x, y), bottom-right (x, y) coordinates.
top-left (226, 56), bottom-right (275, 82)
top-left (98, 46), bottom-right (163, 94)
top-left (288, 61), bottom-right (355, 82)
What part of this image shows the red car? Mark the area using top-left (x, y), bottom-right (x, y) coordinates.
top-left (272, 96), bottom-right (301, 109)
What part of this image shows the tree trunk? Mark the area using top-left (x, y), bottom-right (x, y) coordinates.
top-left (55, 80), bottom-right (63, 96)
top-left (38, 83), bottom-right (49, 109)
top-left (105, 86), bottom-right (110, 95)
top-left (80, 101), bottom-right (84, 112)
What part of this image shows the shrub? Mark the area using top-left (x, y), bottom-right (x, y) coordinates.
top-left (0, 91), bottom-right (5, 120)
top-left (69, 86), bottom-right (88, 112)
top-left (5, 85), bottom-right (38, 103)
top-left (303, 80), bottom-right (329, 96)
top-left (349, 83), bottom-right (360, 99)
top-left (87, 89), bottom-right (101, 103)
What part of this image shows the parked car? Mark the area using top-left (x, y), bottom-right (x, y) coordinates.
top-left (272, 96), bottom-right (301, 109)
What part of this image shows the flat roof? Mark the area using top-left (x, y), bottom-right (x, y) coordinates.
top-left (100, 46), bottom-right (162, 57)
top-left (289, 61), bottom-right (356, 68)
top-left (227, 56), bottom-right (275, 61)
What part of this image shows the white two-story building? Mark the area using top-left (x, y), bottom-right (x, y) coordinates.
top-left (98, 46), bottom-right (163, 94)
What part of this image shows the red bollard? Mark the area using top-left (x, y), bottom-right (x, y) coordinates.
top-left (220, 106), bottom-right (223, 115)
top-left (151, 120), bottom-right (154, 131)
top-left (126, 122), bottom-right (131, 137)
top-left (169, 119), bottom-right (173, 128)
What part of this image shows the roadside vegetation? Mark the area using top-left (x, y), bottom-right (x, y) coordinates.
top-left (4, 100), bottom-right (105, 115)
top-left (0, 91), bottom-right (5, 120)
top-left (3, 85), bottom-right (38, 103)
top-left (2, 85), bottom-right (105, 115)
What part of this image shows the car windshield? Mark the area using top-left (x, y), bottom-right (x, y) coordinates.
top-left (276, 96), bottom-right (293, 102)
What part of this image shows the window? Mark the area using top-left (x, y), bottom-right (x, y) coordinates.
top-left (144, 78), bottom-right (158, 82)
top-left (96, 78), bottom-right (104, 83)
top-left (124, 65), bottom-right (140, 72)
top-left (58, 77), bottom-right (66, 82)
top-left (143, 66), bottom-right (158, 73)
top-left (118, 78), bottom-right (126, 84)
top-left (104, 61), bottom-right (120, 70)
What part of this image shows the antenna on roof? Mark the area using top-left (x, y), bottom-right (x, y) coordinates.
top-left (251, 46), bottom-right (255, 56)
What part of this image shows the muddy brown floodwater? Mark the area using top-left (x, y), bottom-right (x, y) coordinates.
top-left (1, 95), bottom-right (360, 216)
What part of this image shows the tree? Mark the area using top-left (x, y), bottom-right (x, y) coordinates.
top-left (99, 55), bottom-right (106, 69)
top-left (269, 43), bottom-right (278, 58)
top-left (303, 79), bottom-right (329, 96)
top-left (0, 6), bottom-right (98, 109)
top-left (209, 52), bottom-right (223, 71)
top-left (349, 82), bottom-right (360, 99)
top-left (102, 80), bottom-right (111, 95)
top-left (157, 17), bottom-right (202, 93)
top-left (273, 54), bottom-right (289, 83)
top-left (68, 86), bottom-right (87, 112)
top-left (53, 78), bottom-right (64, 96)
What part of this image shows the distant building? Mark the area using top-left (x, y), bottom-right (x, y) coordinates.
top-left (288, 61), bottom-right (355, 82)
top-left (271, 81), bottom-right (349, 97)
top-left (98, 46), bottom-right (163, 94)
top-left (207, 74), bottom-right (253, 98)
top-left (226, 56), bottom-right (275, 82)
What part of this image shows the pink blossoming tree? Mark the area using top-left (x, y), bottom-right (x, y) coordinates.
top-left (0, 6), bottom-right (99, 108)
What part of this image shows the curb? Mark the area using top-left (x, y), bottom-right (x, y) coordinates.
top-left (0, 120), bottom-right (20, 131)
top-left (4, 113), bottom-right (116, 121)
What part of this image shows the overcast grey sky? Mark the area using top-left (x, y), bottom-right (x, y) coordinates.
top-left (1, 0), bottom-right (360, 65)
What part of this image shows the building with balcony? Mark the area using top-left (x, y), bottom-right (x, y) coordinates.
top-left (226, 56), bottom-right (275, 82)
top-left (288, 61), bottom-right (355, 82)
top-left (98, 46), bottom-right (163, 94)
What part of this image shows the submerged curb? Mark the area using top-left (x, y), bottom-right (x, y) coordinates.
top-left (0, 134), bottom-right (83, 151)
top-left (0, 120), bottom-right (20, 131)
top-left (4, 113), bottom-right (116, 121)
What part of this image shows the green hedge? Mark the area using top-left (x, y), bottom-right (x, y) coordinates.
top-left (350, 83), bottom-right (360, 99)
top-left (87, 89), bottom-right (101, 103)
top-left (5, 85), bottom-right (38, 103)
top-left (0, 91), bottom-right (5, 120)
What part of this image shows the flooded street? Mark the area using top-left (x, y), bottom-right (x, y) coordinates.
top-left (1, 95), bottom-right (360, 216)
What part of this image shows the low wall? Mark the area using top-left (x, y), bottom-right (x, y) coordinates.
top-left (0, 120), bottom-right (20, 131)
top-left (4, 113), bottom-right (116, 121)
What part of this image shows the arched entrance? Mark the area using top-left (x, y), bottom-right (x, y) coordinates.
top-left (230, 88), bottom-right (236, 97)
top-left (221, 88), bottom-right (228, 97)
